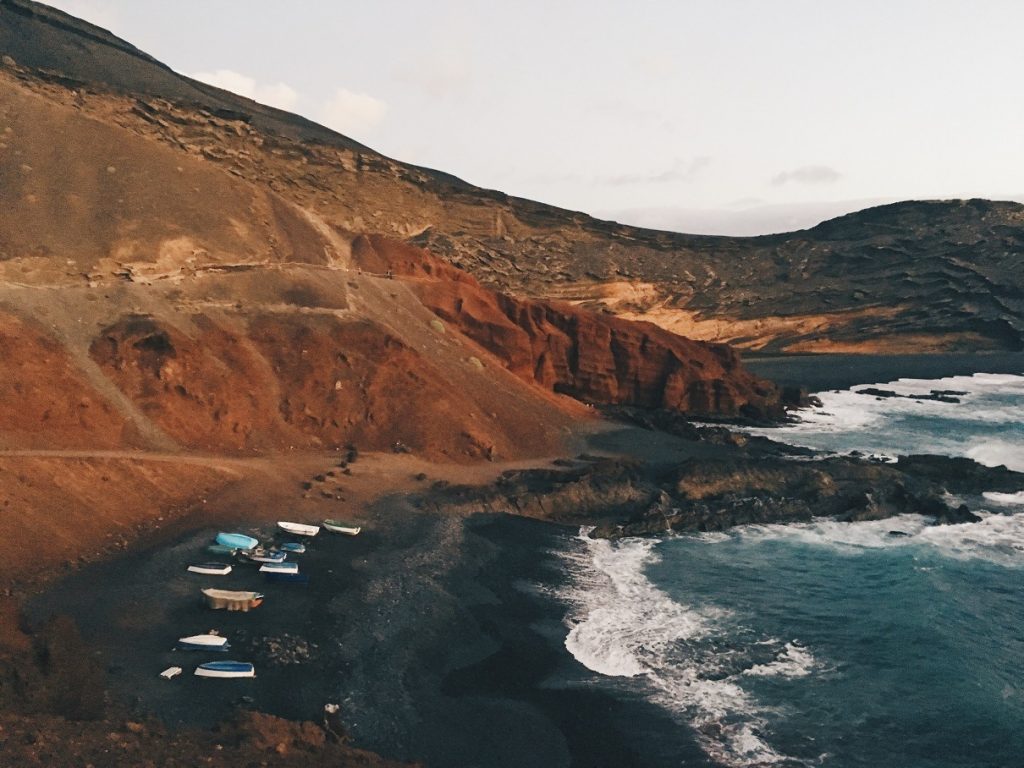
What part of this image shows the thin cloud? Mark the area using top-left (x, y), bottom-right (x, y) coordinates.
top-left (603, 156), bottom-right (711, 186)
top-left (771, 165), bottom-right (842, 186)
top-left (395, 49), bottom-right (473, 100)
top-left (190, 69), bottom-right (299, 112)
top-left (320, 88), bottom-right (388, 137)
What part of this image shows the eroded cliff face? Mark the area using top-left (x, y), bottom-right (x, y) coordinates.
top-left (352, 235), bottom-right (783, 420)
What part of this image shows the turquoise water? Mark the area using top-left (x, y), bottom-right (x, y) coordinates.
top-left (560, 373), bottom-right (1024, 767)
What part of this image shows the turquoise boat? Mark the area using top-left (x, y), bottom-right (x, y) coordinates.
top-left (215, 532), bottom-right (258, 551)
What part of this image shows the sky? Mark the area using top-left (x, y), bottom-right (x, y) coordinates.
top-left (46, 0), bottom-right (1024, 235)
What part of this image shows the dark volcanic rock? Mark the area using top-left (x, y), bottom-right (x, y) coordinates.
top-left (426, 439), bottom-right (1022, 539)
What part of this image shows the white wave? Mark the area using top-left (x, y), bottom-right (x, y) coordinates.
top-left (560, 532), bottom-right (813, 767)
top-left (705, 512), bottom-right (1024, 567)
top-left (983, 491), bottom-right (1024, 506)
top-left (743, 642), bottom-right (819, 679)
top-left (967, 441), bottom-right (1024, 472)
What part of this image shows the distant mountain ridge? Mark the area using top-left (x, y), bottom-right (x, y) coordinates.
top-left (1, 0), bottom-right (1022, 353)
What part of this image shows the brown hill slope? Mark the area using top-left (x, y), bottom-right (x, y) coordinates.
top-left (0, 45), bottom-right (782, 464)
top-left (2, 0), bottom-right (1019, 353)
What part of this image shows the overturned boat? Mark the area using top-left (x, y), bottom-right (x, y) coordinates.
top-left (201, 588), bottom-right (264, 612)
top-left (177, 633), bottom-right (230, 651)
top-left (187, 563), bottom-right (232, 576)
top-left (277, 521), bottom-right (320, 537)
top-left (215, 532), bottom-right (259, 551)
top-left (323, 519), bottom-right (362, 536)
top-left (194, 660), bottom-right (255, 679)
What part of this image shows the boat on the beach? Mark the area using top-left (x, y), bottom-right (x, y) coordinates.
top-left (201, 588), bottom-right (264, 611)
top-left (215, 532), bottom-right (259, 551)
top-left (279, 542), bottom-right (306, 554)
top-left (264, 571), bottom-right (310, 585)
top-left (187, 563), bottom-right (232, 576)
top-left (207, 543), bottom-right (237, 555)
top-left (241, 547), bottom-right (287, 563)
top-left (177, 633), bottom-right (230, 651)
top-left (258, 561), bottom-right (298, 574)
top-left (159, 666), bottom-right (183, 680)
top-left (323, 519), bottom-right (362, 536)
top-left (194, 661), bottom-right (255, 679)
top-left (277, 521), bottom-right (320, 537)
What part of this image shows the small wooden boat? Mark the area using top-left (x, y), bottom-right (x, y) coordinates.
top-left (279, 542), bottom-right (306, 554)
top-left (194, 660), bottom-right (255, 679)
top-left (159, 666), bottom-right (183, 680)
top-left (187, 563), bottom-right (232, 576)
top-left (264, 571), bottom-right (310, 585)
top-left (277, 521), bottom-right (320, 537)
top-left (215, 532), bottom-right (258, 551)
top-left (202, 588), bottom-right (264, 612)
top-left (207, 544), bottom-right (237, 555)
top-left (242, 547), bottom-right (287, 564)
top-left (258, 561), bottom-right (298, 574)
top-left (323, 519), bottom-right (362, 536)
top-left (177, 633), bottom-right (230, 651)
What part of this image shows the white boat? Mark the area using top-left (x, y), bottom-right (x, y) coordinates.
top-left (323, 519), bottom-right (362, 536)
top-left (277, 521), bottom-right (320, 537)
top-left (159, 666), bottom-right (183, 680)
top-left (194, 661), bottom-right (255, 679)
top-left (177, 633), bottom-right (230, 651)
top-left (259, 561), bottom-right (299, 574)
top-left (187, 563), bottom-right (233, 575)
top-left (202, 588), bottom-right (264, 612)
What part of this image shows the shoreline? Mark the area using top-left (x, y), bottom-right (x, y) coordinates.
top-left (12, 360), bottom-right (1024, 766)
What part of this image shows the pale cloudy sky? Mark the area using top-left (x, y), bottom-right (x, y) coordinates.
top-left (47, 0), bottom-right (1024, 235)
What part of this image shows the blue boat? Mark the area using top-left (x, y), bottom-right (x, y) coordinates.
top-left (259, 561), bottom-right (298, 574)
top-left (207, 544), bottom-right (237, 555)
top-left (264, 571), bottom-right (310, 585)
top-left (194, 660), bottom-right (255, 679)
top-left (279, 542), bottom-right (306, 554)
top-left (242, 547), bottom-right (286, 564)
top-left (215, 532), bottom-right (258, 551)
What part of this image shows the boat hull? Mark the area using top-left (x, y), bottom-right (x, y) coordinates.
top-left (323, 520), bottom-right (362, 536)
top-left (187, 563), bottom-right (232, 575)
top-left (277, 521), bottom-right (320, 537)
top-left (202, 589), bottom-right (264, 612)
top-left (195, 661), bottom-right (255, 679)
top-left (215, 532), bottom-right (258, 551)
top-left (259, 562), bottom-right (298, 574)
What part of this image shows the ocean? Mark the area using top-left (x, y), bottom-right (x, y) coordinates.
top-left (557, 372), bottom-right (1024, 767)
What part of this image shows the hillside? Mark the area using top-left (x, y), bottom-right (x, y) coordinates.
top-left (2, 0), bottom-right (1020, 354)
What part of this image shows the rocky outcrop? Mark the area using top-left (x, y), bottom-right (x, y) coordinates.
top-left (352, 235), bottom-right (784, 420)
top-left (423, 446), bottom-right (1022, 539)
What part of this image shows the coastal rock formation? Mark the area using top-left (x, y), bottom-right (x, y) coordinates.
top-left (423, 439), bottom-right (1022, 538)
top-left (352, 235), bottom-right (783, 419)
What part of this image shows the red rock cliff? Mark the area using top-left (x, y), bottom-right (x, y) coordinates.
top-left (351, 235), bottom-right (783, 419)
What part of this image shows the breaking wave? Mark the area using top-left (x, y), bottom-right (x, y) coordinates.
top-left (561, 532), bottom-right (819, 767)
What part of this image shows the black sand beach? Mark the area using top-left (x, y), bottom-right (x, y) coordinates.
top-left (25, 495), bottom-right (703, 767)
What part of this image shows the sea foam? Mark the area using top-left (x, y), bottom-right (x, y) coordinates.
top-left (561, 532), bottom-right (816, 767)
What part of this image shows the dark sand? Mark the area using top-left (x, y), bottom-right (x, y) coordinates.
top-left (745, 351), bottom-right (1024, 392)
top-left (25, 479), bottom-right (707, 767)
